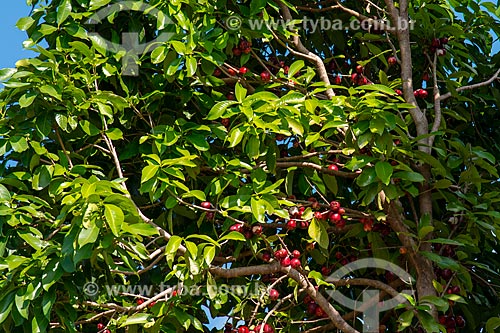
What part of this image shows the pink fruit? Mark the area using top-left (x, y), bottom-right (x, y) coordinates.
top-left (269, 289), bottom-right (279, 301)
top-left (291, 258), bottom-right (301, 268)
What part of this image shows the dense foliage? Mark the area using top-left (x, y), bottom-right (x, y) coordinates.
top-left (0, 0), bottom-right (499, 332)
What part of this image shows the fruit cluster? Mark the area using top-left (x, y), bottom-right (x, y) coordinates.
top-left (414, 88), bottom-right (428, 99)
top-left (430, 37), bottom-right (449, 56)
top-left (439, 314), bottom-right (466, 332)
top-left (232, 39), bottom-right (252, 56)
top-left (223, 323), bottom-right (274, 333)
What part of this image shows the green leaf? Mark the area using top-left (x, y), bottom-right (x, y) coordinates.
top-left (16, 17), bottom-right (35, 31)
top-left (57, 0), bottom-right (72, 25)
top-left (0, 291), bottom-right (15, 324)
top-left (227, 127), bottom-right (245, 148)
top-left (251, 197), bottom-right (266, 222)
top-left (0, 184), bottom-right (11, 202)
top-left (357, 83), bottom-right (397, 95)
top-left (206, 100), bottom-right (238, 120)
top-left (78, 224), bottom-right (100, 247)
top-left (375, 161), bottom-right (393, 185)
top-left (10, 136), bottom-right (29, 153)
top-left (286, 117), bottom-right (304, 136)
top-left (417, 310), bottom-right (439, 333)
top-left (119, 313), bottom-right (152, 327)
top-left (309, 218), bottom-right (329, 249)
top-left (104, 204), bottom-right (124, 237)
top-left (186, 56), bottom-right (197, 77)
top-left (288, 60), bottom-right (304, 78)
top-left (141, 165), bottom-right (159, 183)
top-left (235, 83), bottom-right (247, 102)
top-left (186, 133), bottom-right (210, 151)
top-left (420, 251), bottom-right (460, 270)
top-left (165, 235), bottom-right (183, 255)
top-left (398, 310), bottom-right (414, 331)
top-left (219, 231), bottom-right (246, 242)
top-left (393, 171), bottom-right (425, 182)
top-left (486, 317), bottom-right (500, 333)
top-left (105, 128), bottom-right (123, 140)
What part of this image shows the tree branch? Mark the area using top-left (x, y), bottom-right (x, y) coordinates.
top-left (438, 67), bottom-right (500, 101)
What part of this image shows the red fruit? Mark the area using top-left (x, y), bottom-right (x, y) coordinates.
top-left (239, 40), bottom-right (250, 50)
top-left (439, 315), bottom-right (447, 325)
top-left (307, 302), bottom-right (318, 314)
top-left (172, 290), bottom-right (178, 297)
top-left (243, 229), bottom-right (253, 239)
top-left (446, 317), bottom-right (457, 328)
top-left (275, 134), bottom-right (285, 141)
top-left (103, 330), bottom-right (111, 333)
top-left (335, 251), bottom-right (343, 259)
top-left (440, 37), bottom-right (449, 44)
top-left (221, 118), bottom-right (230, 127)
top-left (213, 68), bottom-right (222, 77)
top-left (206, 211), bottom-right (215, 220)
top-left (263, 324), bottom-right (274, 333)
top-left (420, 89), bottom-right (429, 98)
top-left (269, 289), bottom-right (279, 301)
top-left (336, 219), bottom-right (346, 229)
top-left (358, 76), bottom-right (368, 85)
top-left (455, 315), bottom-right (465, 328)
top-left (200, 201), bottom-right (212, 209)
top-left (260, 71), bottom-right (271, 81)
top-left (232, 47), bottom-right (242, 56)
top-left (291, 258), bottom-right (301, 268)
top-left (329, 201), bottom-right (341, 211)
top-left (441, 268), bottom-right (453, 280)
top-left (239, 67), bottom-right (248, 75)
top-left (315, 306), bottom-right (326, 317)
top-left (437, 48), bottom-right (446, 56)
top-left (274, 249), bottom-right (287, 259)
top-left (351, 73), bottom-right (358, 83)
top-left (303, 295), bottom-right (312, 304)
top-left (328, 164), bottom-right (339, 171)
top-left (292, 250), bottom-right (301, 258)
top-left (388, 56), bottom-right (397, 66)
top-left (136, 299), bottom-right (144, 305)
top-left (338, 207), bottom-right (345, 215)
top-left (334, 75), bottom-right (342, 85)
top-left (281, 257), bottom-right (291, 267)
top-left (299, 221), bottom-right (309, 228)
top-left (252, 225), bottom-right (263, 235)
top-left (431, 38), bottom-right (441, 48)
top-left (314, 211), bottom-right (324, 220)
top-left (238, 326), bottom-right (250, 333)
top-left (451, 285), bottom-right (461, 294)
top-left (227, 68), bottom-right (236, 76)
top-left (148, 301), bottom-right (156, 308)
top-left (329, 212), bottom-right (341, 223)
top-left (283, 65), bottom-right (290, 74)
top-left (321, 266), bottom-right (331, 276)
top-left (356, 65), bottom-right (364, 73)
top-left (242, 47), bottom-right (252, 54)
top-left (262, 252), bottom-right (271, 262)
top-left (97, 323), bottom-right (105, 330)
top-left (286, 219), bottom-right (297, 230)
top-left (227, 93), bottom-right (235, 100)
top-left (229, 224), bottom-right (243, 232)
top-left (395, 89), bottom-right (403, 96)
top-left (422, 72), bottom-right (430, 81)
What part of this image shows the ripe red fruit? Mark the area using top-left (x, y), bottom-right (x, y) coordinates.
top-left (229, 224), bottom-right (243, 232)
top-left (239, 67), bottom-right (248, 75)
top-left (329, 201), bottom-right (340, 211)
top-left (274, 249), bottom-right (287, 259)
top-left (422, 72), bottom-right (430, 81)
top-left (338, 207), bottom-right (345, 215)
top-left (451, 285), bottom-right (461, 294)
top-left (227, 68), bottom-right (236, 76)
top-left (213, 68), bottom-right (222, 77)
top-left (238, 326), bottom-right (250, 333)
top-left (314, 211), bottom-right (324, 220)
top-left (334, 75), bottom-right (342, 85)
top-left (455, 315), bottom-right (465, 328)
top-left (395, 89), bottom-right (403, 96)
top-left (232, 47), bottom-right (242, 56)
top-left (239, 40), bottom-right (250, 50)
top-left (291, 258), bottom-right (301, 268)
top-left (103, 330), bottom-right (111, 333)
top-left (335, 251), bottom-right (343, 259)
top-left (350, 72), bottom-right (358, 83)
top-left (328, 164), bottom-right (339, 171)
top-left (292, 250), bottom-right (301, 258)
top-left (269, 289), bottom-right (279, 301)
top-left (262, 252), bottom-right (271, 262)
top-left (286, 219), bottom-right (297, 230)
top-left (148, 301), bottom-right (156, 308)
top-left (243, 229), bottom-right (253, 239)
top-left (431, 38), bottom-right (441, 47)
top-left (281, 257), bottom-right (291, 267)
top-left (97, 323), bottom-right (105, 330)
top-left (355, 65), bottom-right (364, 73)
top-left (387, 56), bottom-right (397, 66)
top-left (136, 299), bottom-right (144, 305)
top-left (436, 48), bottom-right (446, 56)
top-left (221, 118), bottom-right (230, 127)
top-left (329, 212), bottom-right (341, 223)
top-left (206, 211), bottom-right (215, 220)
top-left (263, 323), bottom-right (274, 333)
top-left (441, 268), bottom-right (453, 280)
top-left (299, 221), bottom-right (309, 228)
top-left (242, 47), bottom-right (252, 54)
top-left (321, 266), bottom-right (331, 276)
top-left (200, 201), bottom-right (212, 209)
top-left (440, 37), bottom-right (449, 44)
top-left (283, 65), bottom-right (290, 74)
top-left (336, 218), bottom-right (346, 229)
top-left (260, 71), bottom-right (271, 81)
top-left (358, 76), bottom-right (368, 85)
top-left (315, 306), bottom-right (326, 317)
top-left (307, 302), bottom-right (318, 314)
top-left (439, 315), bottom-right (447, 325)
top-left (227, 93), bottom-right (235, 100)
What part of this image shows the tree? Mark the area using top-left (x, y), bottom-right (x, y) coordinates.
top-left (0, 0), bottom-right (499, 332)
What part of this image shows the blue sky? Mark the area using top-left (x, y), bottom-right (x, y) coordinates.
top-left (0, 2), bottom-right (36, 69)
